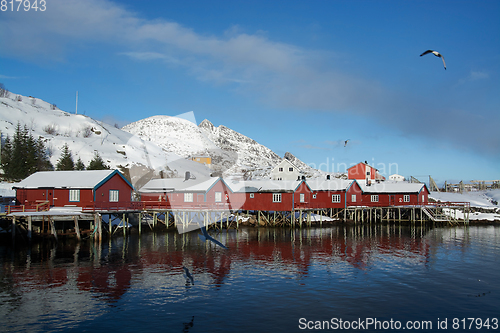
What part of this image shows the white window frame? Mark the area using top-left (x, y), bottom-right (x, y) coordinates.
top-left (250, 193), bottom-right (254, 198)
top-left (273, 193), bottom-right (282, 203)
top-left (278, 167), bottom-right (283, 172)
top-left (69, 189), bottom-right (80, 202)
top-left (404, 195), bottom-right (410, 202)
top-left (289, 167), bottom-right (293, 172)
top-left (332, 194), bottom-right (341, 203)
top-left (184, 193), bottom-right (193, 202)
top-left (109, 190), bottom-right (119, 202)
top-left (371, 195), bottom-right (379, 202)
top-left (300, 193), bottom-right (305, 203)
top-left (215, 192), bottom-right (222, 202)
top-left (351, 194), bottom-right (356, 202)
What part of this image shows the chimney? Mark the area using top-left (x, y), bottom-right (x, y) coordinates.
top-left (185, 171), bottom-right (191, 181)
top-left (326, 175), bottom-right (330, 180)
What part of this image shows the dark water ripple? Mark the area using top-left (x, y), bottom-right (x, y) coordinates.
top-left (1, 225), bottom-right (499, 332)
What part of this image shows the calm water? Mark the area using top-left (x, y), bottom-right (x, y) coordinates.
top-left (1, 225), bottom-right (499, 332)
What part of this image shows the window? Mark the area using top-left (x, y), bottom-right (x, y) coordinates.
top-left (421, 195), bottom-right (425, 202)
top-left (277, 177), bottom-right (282, 180)
top-left (278, 167), bottom-right (283, 172)
top-left (332, 194), bottom-right (341, 203)
top-left (300, 193), bottom-right (305, 203)
top-left (184, 193), bottom-right (193, 202)
top-left (250, 193), bottom-right (254, 198)
top-left (109, 190), bottom-right (119, 202)
top-left (69, 189), bottom-right (80, 202)
top-left (371, 195), bottom-right (379, 202)
top-left (404, 195), bottom-right (410, 202)
top-left (289, 167), bottom-right (293, 172)
top-left (215, 192), bottom-right (222, 202)
top-left (351, 194), bottom-right (356, 202)
top-left (273, 193), bottom-right (281, 202)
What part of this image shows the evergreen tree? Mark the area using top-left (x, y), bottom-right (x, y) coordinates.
top-left (1, 136), bottom-right (13, 178)
top-left (75, 157), bottom-right (86, 170)
top-left (1, 123), bottom-right (54, 181)
top-left (87, 152), bottom-right (110, 170)
top-left (56, 143), bottom-right (74, 171)
top-left (35, 137), bottom-right (54, 171)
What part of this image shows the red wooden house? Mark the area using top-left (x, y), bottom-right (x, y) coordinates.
top-left (140, 177), bottom-right (239, 210)
top-left (13, 170), bottom-right (134, 210)
top-left (356, 181), bottom-right (429, 207)
top-left (347, 162), bottom-right (385, 183)
top-left (228, 179), bottom-right (309, 211)
top-left (305, 178), bottom-right (359, 209)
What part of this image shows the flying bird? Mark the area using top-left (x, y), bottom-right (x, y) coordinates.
top-left (198, 226), bottom-right (228, 249)
top-left (420, 50), bottom-right (446, 70)
top-left (344, 139), bottom-right (350, 147)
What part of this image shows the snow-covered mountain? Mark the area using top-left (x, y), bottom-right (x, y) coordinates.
top-left (122, 116), bottom-right (284, 179)
top-left (0, 92), bottom-right (211, 189)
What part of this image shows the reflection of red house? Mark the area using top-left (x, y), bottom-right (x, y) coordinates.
top-left (347, 162), bottom-right (385, 183)
top-left (13, 170), bottom-right (134, 209)
top-left (77, 265), bottom-right (132, 302)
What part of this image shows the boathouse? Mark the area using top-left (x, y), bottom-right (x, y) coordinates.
top-left (305, 178), bottom-right (359, 209)
top-left (140, 176), bottom-right (238, 210)
top-left (356, 181), bottom-right (429, 206)
top-left (228, 179), bottom-right (309, 211)
top-left (13, 169), bottom-right (134, 210)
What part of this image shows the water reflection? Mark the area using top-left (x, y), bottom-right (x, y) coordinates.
top-left (1, 225), bottom-right (499, 332)
top-left (1, 225), bottom-right (435, 302)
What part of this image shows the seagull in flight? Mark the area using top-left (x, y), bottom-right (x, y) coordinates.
top-left (199, 226), bottom-right (228, 249)
top-left (420, 50), bottom-right (446, 70)
top-left (344, 139), bottom-right (350, 147)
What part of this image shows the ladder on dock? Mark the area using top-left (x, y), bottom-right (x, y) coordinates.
top-left (422, 207), bottom-right (450, 222)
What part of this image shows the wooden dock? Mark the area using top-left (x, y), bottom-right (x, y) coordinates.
top-left (2, 201), bottom-right (470, 243)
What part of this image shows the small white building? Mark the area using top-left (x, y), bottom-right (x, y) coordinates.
top-left (270, 159), bottom-right (302, 181)
top-left (389, 174), bottom-right (405, 182)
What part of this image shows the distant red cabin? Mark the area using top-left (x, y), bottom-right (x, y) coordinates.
top-left (347, 162), bottom-right (385, 183)
top-left (356, 181), bottom-right (429, 207)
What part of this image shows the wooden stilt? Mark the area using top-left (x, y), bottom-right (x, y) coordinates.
top-left (74, 216), bottom-right (81, 241)
top-left (49, 217), bottom-right (57, 242)
top-left (27, 215), bottom-right (32, 240)
top-left (11, 216), bottom-right (16, 241)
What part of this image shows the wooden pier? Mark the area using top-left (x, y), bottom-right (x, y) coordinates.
top-left (2, 201), bottom-right (470, 243)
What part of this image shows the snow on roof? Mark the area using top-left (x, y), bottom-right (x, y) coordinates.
top-left (14, 170), bottom-right (122, 189)
top-left (140, 177), bottom-right (220, 193)
top-left (228, 179), bottom-right (303, 193)
top-left (306, 179), bottom-right (353, 191)
top-left (357, 181), bottom-right (425, 193)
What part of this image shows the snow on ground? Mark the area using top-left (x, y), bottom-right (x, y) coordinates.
top-left (430, 190), bottom-right (500, 209)
top-left (431, 190), bottom-right (500, 221)
top-left (0, 182), bottom-right (16, 197)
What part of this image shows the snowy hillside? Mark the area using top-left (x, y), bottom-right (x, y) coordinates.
top-left (0, 92), bottom-right (211, 189)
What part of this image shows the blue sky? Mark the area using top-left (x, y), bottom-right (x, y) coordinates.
top-left (1, 0), bottom-right (499, 184)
